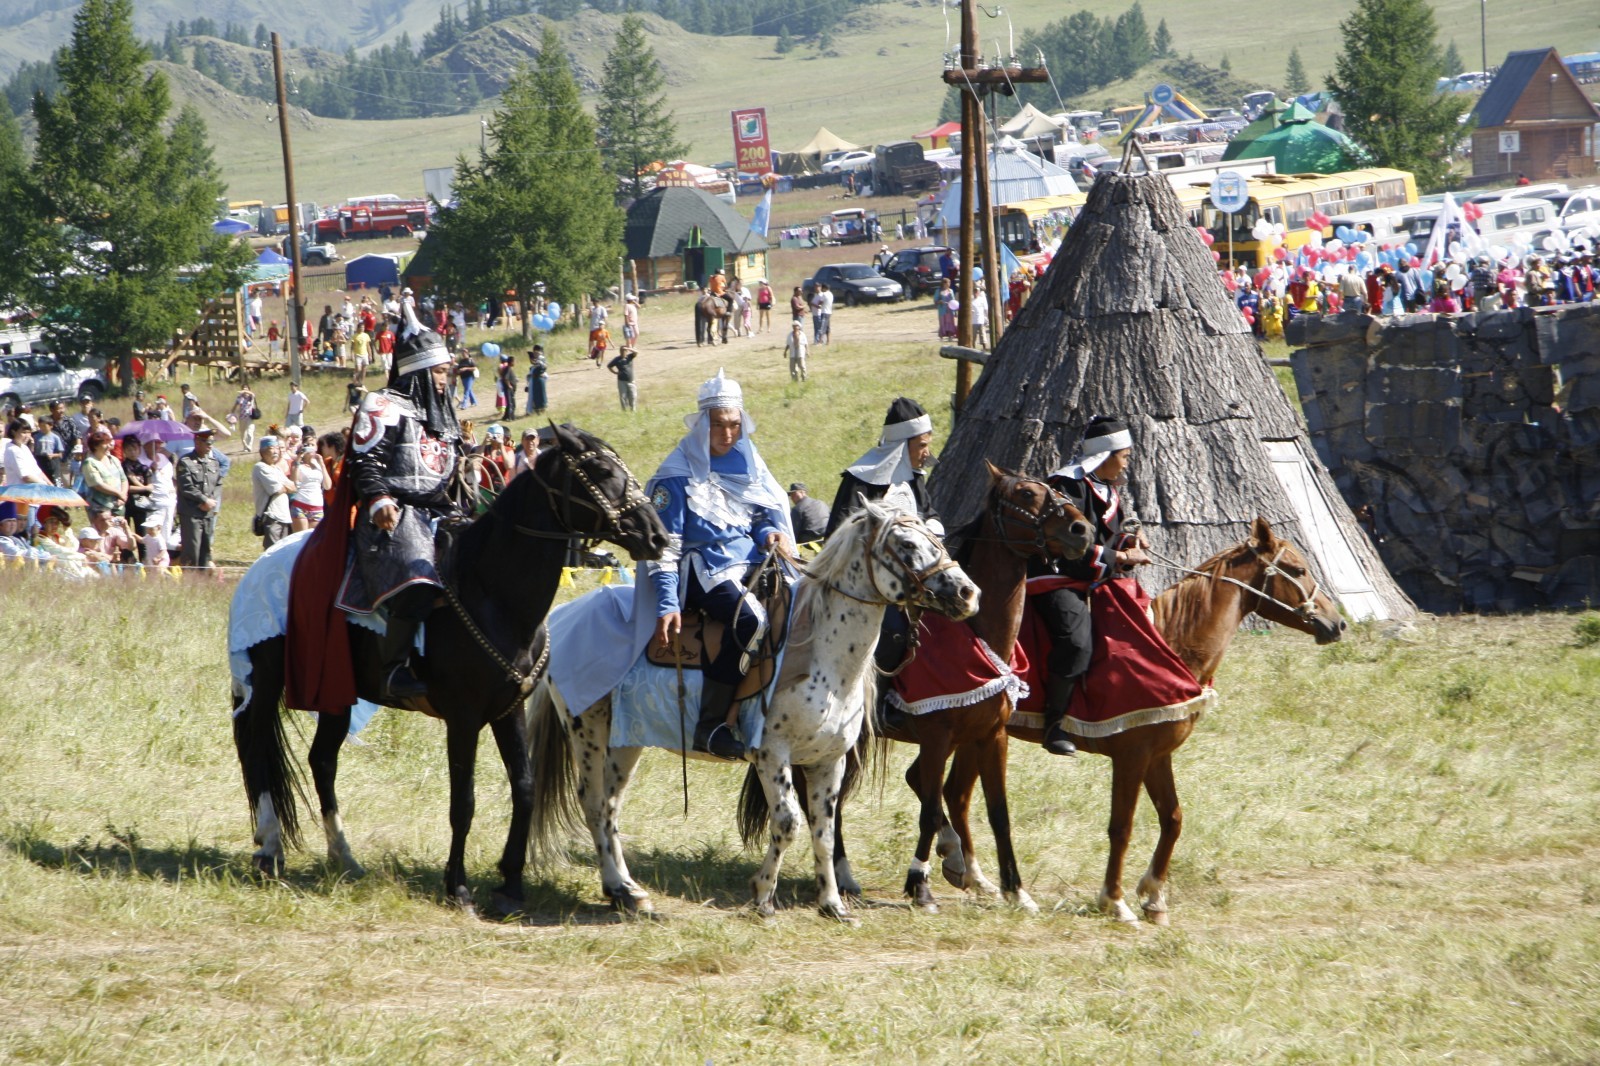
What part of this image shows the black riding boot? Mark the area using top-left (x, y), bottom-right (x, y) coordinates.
top-left (1041, 676), bottom-right (1078, 757)
top-left (377, 617), bottom-right (428, 704)
top-left (693, 678), bottom-right (745, 760)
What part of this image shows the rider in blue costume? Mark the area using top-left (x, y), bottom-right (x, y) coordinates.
top-left (646, 370), bottom-right (794, 759)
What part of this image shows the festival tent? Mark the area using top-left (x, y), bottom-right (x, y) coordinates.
top-left (914, 121), bottom-right (962, 150)
top-left (344, 253), bottom-right (404, 290)
top-left (792, 127), bottom-right (861, 161)
top-left (999, 103), bottom-right (1068, 141)
top-left (1221, 102), bottom-right (1362, 173)
top-left (624, 185), bottom-right (769, 291)
top-left (930, 146), bottom-right (1079, 230)
top-left (928, 171), bottom-right (1414, 622)
top-left (255, 248), bottom-right (290, 266)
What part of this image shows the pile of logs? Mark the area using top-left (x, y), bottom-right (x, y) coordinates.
top-left (1289, 303), bottom-right (1600, 612)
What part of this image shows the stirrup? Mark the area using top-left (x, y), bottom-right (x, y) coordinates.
top-left (693, 721), bottom-right (745, 761)
top-left (382, 664), bottom-right (427, 702)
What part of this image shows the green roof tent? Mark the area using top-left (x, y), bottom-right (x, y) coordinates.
top-left (1221, 102), bottom-right (1363, 173)
top-left (624, 186), bottom-right (768, 290)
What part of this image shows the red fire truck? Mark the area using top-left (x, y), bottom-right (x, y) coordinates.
top-left (312, 200), bottom-right (432, 242)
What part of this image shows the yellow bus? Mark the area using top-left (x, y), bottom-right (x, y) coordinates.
top-left (996, 192), bottom-right (1089, 254)
top-left (1170, 168), bottom-right (1418, 267)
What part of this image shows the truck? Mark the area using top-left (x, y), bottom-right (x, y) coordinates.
top-left (280, 234), bottom-right (341, 267)
top-left (312, 200), bottom-right (431, 242)
top-left (261, 201), bottom-right (320, 236)
top-left (872, 141), bottom-right (942, 196)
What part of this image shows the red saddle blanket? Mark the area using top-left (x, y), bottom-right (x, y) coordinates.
top-left (1014, 576), bottom-right (1211, 738)
top-left (889, 610), bottom-right (1031, 715)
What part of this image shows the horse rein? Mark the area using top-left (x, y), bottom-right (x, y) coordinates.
top-left (512, 443), bottom-right (652, 549)
top-left (1145, 544), bottom-right (1322, 621)
top-left (987, 476), bottom-right (1073, 556)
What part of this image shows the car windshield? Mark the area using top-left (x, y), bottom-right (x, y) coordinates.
top-left (838, 265), bottom-right (879, 280)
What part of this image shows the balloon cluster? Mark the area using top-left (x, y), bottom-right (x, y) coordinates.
top-left (531, 301), bottom-right (563, 332)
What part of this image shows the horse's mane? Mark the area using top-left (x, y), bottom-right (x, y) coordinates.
top-left (799, 505), bottom-right (877, 588)
top-left (1151, 539), bottom-right (1258, 638)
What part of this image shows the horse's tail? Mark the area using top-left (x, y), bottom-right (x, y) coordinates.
top-left (526, 678), bottom-right (581, 866)
top-left (234, 637), bottom-right (307, 849)
top-left (736, 762), bottom-right (768, 849)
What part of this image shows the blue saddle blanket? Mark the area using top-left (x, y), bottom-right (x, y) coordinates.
top-left (610, 655), bottom-right (770, 752)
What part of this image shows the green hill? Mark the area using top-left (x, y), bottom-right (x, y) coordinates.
top-left (10, 0), bottom-right (1596, 202)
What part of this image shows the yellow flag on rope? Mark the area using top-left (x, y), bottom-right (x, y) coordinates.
top-left (599, 568), bottom-right (613, 585)
top-left (558, 567), bottom-right (574, 588)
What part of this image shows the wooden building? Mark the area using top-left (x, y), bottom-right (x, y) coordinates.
top-left (1468, 48), bottom-right (1600, 184)
top-left (624, 186), bottom-right (769, 292)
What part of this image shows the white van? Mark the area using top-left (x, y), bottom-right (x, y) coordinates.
top-left (1472, 196), bottom-right (1563, 249)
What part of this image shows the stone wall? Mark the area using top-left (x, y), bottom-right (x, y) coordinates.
top-left (1288, 303), bottom-right (1600, 613)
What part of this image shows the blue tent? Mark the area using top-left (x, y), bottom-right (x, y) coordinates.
top-left (256, 248), bottom-right (290, 266)
top-left (213, 218), bottom-right (252, 235)
top-left (344, 253), bottom-right (403, 290)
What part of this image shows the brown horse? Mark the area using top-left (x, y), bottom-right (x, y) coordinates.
top-left (695, 293), bottom-right (731, 345)
top-left (1005, 516), bottom-right (1345, 924)
top-left (879, 464), bottom-right (1091, 913)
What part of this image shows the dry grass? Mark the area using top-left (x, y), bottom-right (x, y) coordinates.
top-left (6, 294), bottom-right (1600, 1061)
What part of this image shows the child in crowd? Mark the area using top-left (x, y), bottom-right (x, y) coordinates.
top-left (588, 323), bottom-right (610, 367)
top-left (139, 515), bottom-right (170, 569)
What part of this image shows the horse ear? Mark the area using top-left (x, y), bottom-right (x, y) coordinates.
top-left (983, 459), bottom-right (1005, 483)
top-left (1251, 516), bottom-right (1275, 549)
top-left (857, 492), bottom-right (881, 521)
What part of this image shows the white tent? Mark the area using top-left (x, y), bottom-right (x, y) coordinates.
top-left (931, 146), bottom-right (1079, 229)
top-left (999, 103), bottom-right (1068, 141)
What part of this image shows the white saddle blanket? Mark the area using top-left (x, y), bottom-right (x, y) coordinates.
top-left (227, 529), bottom-right (383, 732)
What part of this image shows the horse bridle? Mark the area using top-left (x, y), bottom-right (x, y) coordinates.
top-left (823, 513), bottom-right (962, 607)
top-left (988, 475), bottom-right (1073, 555)
top-left (1146, 543), bottom-right (1323, 621)
top-left (512, 442), bottom-right (653, 549)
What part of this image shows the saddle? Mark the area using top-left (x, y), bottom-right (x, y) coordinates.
top-left (644, 562), bottom-right (791, 701)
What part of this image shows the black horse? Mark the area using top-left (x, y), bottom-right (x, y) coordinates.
top-left (232, 423), bottom-right (668, 915)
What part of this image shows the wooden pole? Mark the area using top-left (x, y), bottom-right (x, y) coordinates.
top-left (954, 0), bottom-right (978, 411)
top-left (974, 92), bottom-right (1003, 350)
top-left (272, 33), bottom-right (303, 387)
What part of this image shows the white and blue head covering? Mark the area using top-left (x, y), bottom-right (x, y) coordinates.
top-left (1052, 416), bottom-right (1133, 481)
top-left (652, 369), bottom-right (791, 537)
top-left (846, 397), bottom-right (933, 487)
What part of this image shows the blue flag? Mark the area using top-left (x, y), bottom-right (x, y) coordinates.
top-left (751, 188), bottom-right (773, 237)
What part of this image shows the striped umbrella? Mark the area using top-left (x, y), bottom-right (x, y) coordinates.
top-left (0, 483), bottom-right (89, 508)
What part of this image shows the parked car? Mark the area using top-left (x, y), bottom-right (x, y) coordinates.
top-left (0, 352), bottom-right (107, 411)
top-left (280, 234), bottom-right (341, 266)
top-left (821, 150), bottom-right (876, 174)
top-left (1464, 183), bottom-right (1567, 206)
top-left (1542, 186), bottom-right (1600, 233)
top-left (883, 246), bottom-right (953, 297)
top-left (802, 264), bottom-right (903, 305)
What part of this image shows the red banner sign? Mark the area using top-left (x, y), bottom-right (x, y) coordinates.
top-left (730, 107), bottom-right (773, 176)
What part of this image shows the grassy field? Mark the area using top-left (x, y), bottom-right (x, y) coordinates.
top-left (4, 291), bottom-right (1600, 1061)
top-left (176, 0), bottom-right (1600, 203)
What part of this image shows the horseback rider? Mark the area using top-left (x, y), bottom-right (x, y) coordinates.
top-left (826, 397), bottom-right (944, 679)
top-left (1034, 415), bottom-right (1150, 757)
top-left (647, 370), bottom-right (794, 760)
top-left (337, 301), bottom-right (470, 704)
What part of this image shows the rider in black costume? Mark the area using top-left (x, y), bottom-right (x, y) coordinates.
top-left (1032, 416), bottom-right (1150, 756)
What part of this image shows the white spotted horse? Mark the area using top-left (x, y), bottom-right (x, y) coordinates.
top-left (742, 464), bottom-right (1093, 914)
top-left (525, 500), bottom-right (978, 921)
top-left (230, 424), bottom-right (669, 916)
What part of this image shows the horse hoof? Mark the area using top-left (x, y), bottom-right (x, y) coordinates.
top-left (609, 887), bottom-right (652, 917)
top-left (1104, 899), bottom-right (1140, 924)
top-left (252, 853), bottom-right (284, 879)
top-left (941, 861), bottom-right (967, 891)
top-left (490, 891), bottom-right (525, 920)
top-left (756, 899), bottom-right (778, 920)
top-left (820, 904), bottom-right (860, 927)
top-left (1012, 891), bottom-right (1041, 917)
top-left (1143, 906), bottom-right (1170, 927)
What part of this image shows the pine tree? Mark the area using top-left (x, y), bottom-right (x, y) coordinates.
top-left (0, 106), bottom-right (31, 307)
top-left (1111, 3), bottom-right (1152, 79)
top-left (1152, 18), bottom-right (1171, 58)
top-left (1441, 39), bottom-right (1464, 78)
top-left (596, 14), bottom-right (687, 200)
top-left (1284, 47), bottom-right (1310, 95)
top-left (1328, 0), bottom-right (1468, 190)
top-left (775, 25), bottom-right (794, 54)
top-left (12, 0), bottom-right (250, 385)
top-left (1219, 53), bottom-right (1231, 73)
top-left (254, 22), bottom-right (269, 48)
top-left (430, 28), bottom-right (622, 338)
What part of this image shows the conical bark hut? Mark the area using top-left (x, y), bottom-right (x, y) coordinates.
top-left (930, 172), bottom-right (1415, 621)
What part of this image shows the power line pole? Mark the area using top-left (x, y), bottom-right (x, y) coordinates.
top-left (272, 33), bottom-right (303, 387)
top-left (941, 5), bottom-right (1046, 412)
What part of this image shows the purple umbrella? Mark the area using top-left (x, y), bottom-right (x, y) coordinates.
top-left (118, 419), bottom-right (194, 443)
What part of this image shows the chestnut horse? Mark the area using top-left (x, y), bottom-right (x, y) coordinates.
top-left (741, 464), bottom-right (1092, 913)
top-left (1005, 516), bottom-right (1346, 924)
